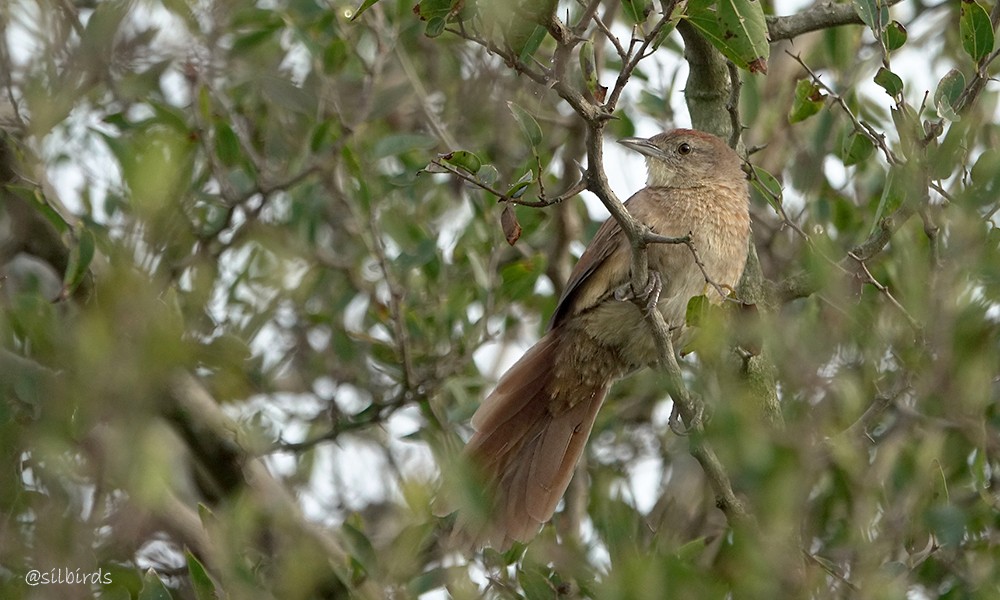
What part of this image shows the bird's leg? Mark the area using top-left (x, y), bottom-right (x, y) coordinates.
top-left (613, 270), bottom-right (663, 313)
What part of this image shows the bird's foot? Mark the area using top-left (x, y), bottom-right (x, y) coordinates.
top-left (613, 270), bottom-right (662, 314)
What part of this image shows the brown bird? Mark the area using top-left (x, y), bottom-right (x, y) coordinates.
top-left (460, 128), bottom-right (751, 547)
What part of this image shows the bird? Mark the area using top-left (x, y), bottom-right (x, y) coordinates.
top-left (457, 128), bottom-right (752, 548)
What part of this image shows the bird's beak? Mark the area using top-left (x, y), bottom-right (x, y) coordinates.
top-left (617, 137), bottom-right (666, 160)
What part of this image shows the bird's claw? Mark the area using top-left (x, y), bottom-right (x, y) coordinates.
top-left (614, 270), bottom-right (663, 314)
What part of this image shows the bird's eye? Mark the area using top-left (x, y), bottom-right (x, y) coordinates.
top-left (677, 142), bottom-right (692, 155)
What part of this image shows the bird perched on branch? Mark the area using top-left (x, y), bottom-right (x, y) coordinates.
top-left (456, 128), bottom-right (751, 548)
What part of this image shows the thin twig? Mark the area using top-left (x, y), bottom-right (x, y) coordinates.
top-left (802, 550), bottom-right (859, 592)
top-left (645, 231), bottom-right (733, 300)
top-left (605, 1), bottom-right (681, 112)
top-left (847, 251), bottom-right (923, 335)
top-left (369, 208), bottom-right (417, 392)
top-left (787, 51), bottom-right (900, 165)
top-left (428, 158), bottom-right (576, 207)
top-left (837, 377), bottom-right (911, 444)
top-left (726, 62), bottom-right (744, 149)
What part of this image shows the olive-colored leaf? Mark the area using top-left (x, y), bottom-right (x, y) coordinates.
top-left (788, 78), bottom-right (825, 123)
top-left (412, 0), bottom-right (452, 20)
top-left (425, 16), bottom-right (446, 37)
top-left (441, 150), bottom-right (482, 174)
top-left (960, 0), bottom-right (995, 63)
top-left (478, 164), bottom-right (500, 187)
top-left (185, 551), bottom-right (216, 600)
top-left (373, 133), bottom-right (436, 158)
top-left (579, 40), bottom-right (601, 101)
top-left (506, 169), bottom-right (535, 199)
top-left (840, 130), bottom-right (875, 166)
top-left (685, 294), bottom-right (710, 327)
top-left (869, 166), bottom-right (905, 234)
top-left (853, 0), bottom-right (889, 34)
top-left (515, 25), bottom-right (547, 62)
top-left (214, 121), bottom-right (241, 167)
top-left (968, 149), bottom-right (1000, 206)
top-left (890, 104), bottom-right (921, 160)
top-left (750, 165), bottom-right (783, 214)
top-left (925, 505), bottom-right (966, 548)
top-left (350, 0), bottom-right (382, 21)
top-left (934, 69), bottom-right (966, 121)
top-left (717, 0), bottom-right (770, 74)
top-left (138, 570), bottom-right (173, 600)
top-left (63, 228), bottom-right (96, 294)
top-left (873, 67), bottom-right (903, 97)
top-left (500, 255), bottom-right (543, 299)
top-left (686, 0), bottom-right (769, 73)
top-left (507, 101), bottom-right (543, 147)
top-left (342, 520), bottom-right (378, 574)
top-left (519, 567), bottom-right (555, 600)
top-left (622, 0), bottom-right (652, 24)
top-left (885, 20), bottom-right (907, 51)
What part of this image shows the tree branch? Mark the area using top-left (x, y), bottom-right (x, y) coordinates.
top-left (167, 372), bottom-right (383, 599)
top-left (767, 0), bottom-right (905, 42)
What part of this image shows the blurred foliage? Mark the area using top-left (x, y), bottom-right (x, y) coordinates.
top-left (0, 0), bottom-right (999, 598)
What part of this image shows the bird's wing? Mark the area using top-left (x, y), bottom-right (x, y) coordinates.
top-left (547, 214), bottom-right (624, 329)
top-left (549, 192), bottom-right (658, 329)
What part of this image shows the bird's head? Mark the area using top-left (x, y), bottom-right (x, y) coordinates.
top-left (618, 129), bottom-right (744, 189)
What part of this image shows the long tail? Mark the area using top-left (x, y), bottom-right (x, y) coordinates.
top-left (463, 329), bottom-right (608, 547)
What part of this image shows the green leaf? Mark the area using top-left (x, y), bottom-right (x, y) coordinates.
top-left (372, 133), bottom-right (437, 159)
top-left (685, 295), bottom-right (710, 327)
top-left (425, 16), bottom-right (446, 37)
top-left (196, 502), bottom-right (215, 528)
top-left (750, 165), bottom-right (783, 214)
top-left (934, 69), bottom-right (966, 121)
top-left (960, 0), bottom-right (994, 63)
top-left (788, 79), bottom-right (825, 123)
top-left (686, 0), bottom-right (769, 73)
top-left (869, 166), bottom-right (904, 234)
top-left (519, 567), bottom-right (555, 600)
top-left (231, 23), bottom-right (282, 54)
top-left (516, 25), bottom-right (548, 63)
top-left (676, 537), bottom-right (708, 561)
top-left (873, 67), bottom-right (903, 97)
top-left (579, 40), bottom-right (600, 99)
top-left (138, 569), bottom-right (173, 600)
top-left (622, 0), bottom-right (651, 24)
top-left (971, 149), bottom-right (1000, 190)
top-left (853, 0), bottom-right (889, 34)
top-left (442, 150), bottom-right (482, 174)
top-left (885, 20), bottom-right (907, 51)
top-left (214, 121), bottom-right (241, 167)
top-left (717, 0), bottom-right (770, 73)
top-left (342, 520), bottom-right (378, 575)
top-left (500, 255), bottom-right (544, 300)
top-left (349, 0), bottom-right (382, 21)
top-left (413, 0), bottom-right (452, 20)
top-left (6, 185), bottom-right (70, 234)
top-left (63, 228), bottom-right (96, 294)
top-left (79, 0), bottom-right (130, 56)
top-left (185, 551), bottom-right (216, 600)
top-left (890, 104), bottom-right (921, 159)
top-left (925, 505), bottom-right (966, 547)
top-left (506, 169), bottom-right (535, 199)
top-left (840, 130), bottom-right (875, 166)
top-left (477, 164), bottom-right (500, 188)
top-left (968, 149), bottom-right (1000, 206)
top-left (500, 0), bottom-right (555, 60)
top-left (507, 101), bottom-right (543, 147)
